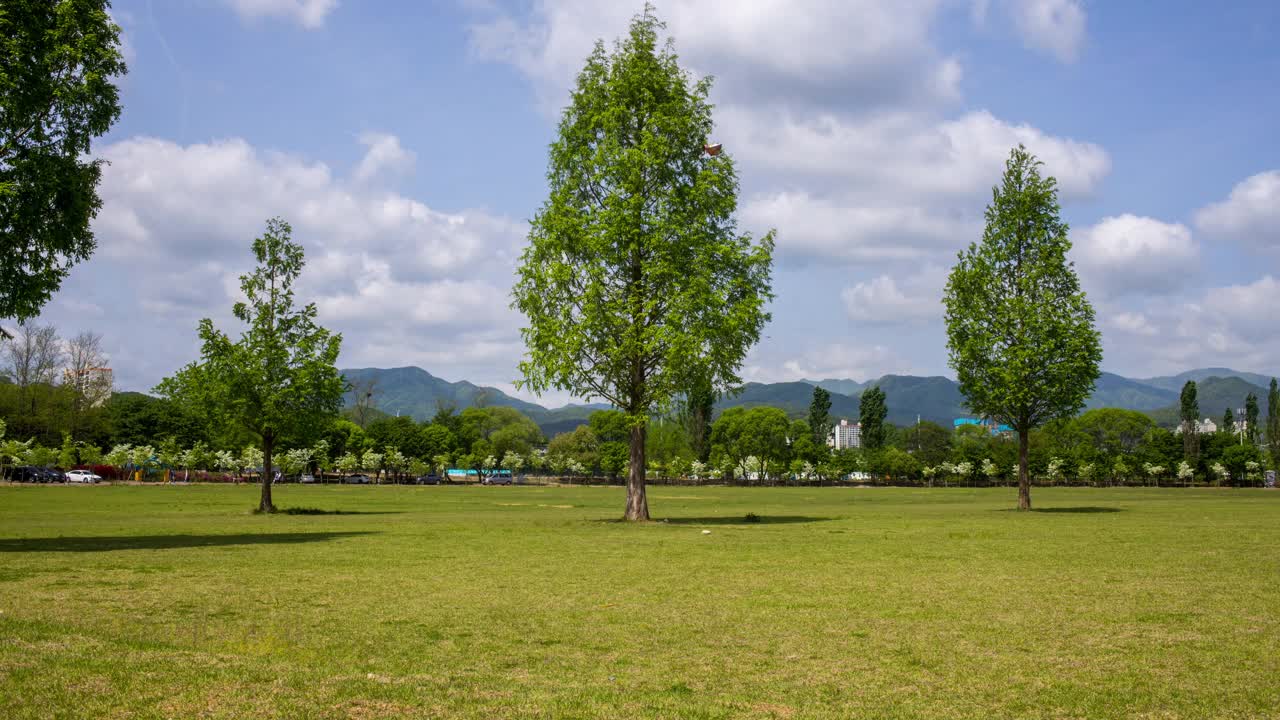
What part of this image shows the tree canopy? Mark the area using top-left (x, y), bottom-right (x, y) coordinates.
top-left (511, 7), bottom-right (774, 520)
top-left (156, 218), bottom-right (344, 512)
top-left (0, 1), bottom-right (127, 326)
top-left (943, 145), bottom-right (1102, 510)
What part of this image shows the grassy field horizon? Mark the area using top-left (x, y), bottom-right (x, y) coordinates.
top-left (2, 484), bottom-right (1278, 719)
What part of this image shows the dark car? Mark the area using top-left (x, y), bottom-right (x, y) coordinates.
top-left (40, 467), bottom-right (67, 483)
top-left (9, 466), bottom-right (46, 483)
top-left (414, 474), bottom-right (441, 485)
top-left (342, 474), bottom-right (372, 484)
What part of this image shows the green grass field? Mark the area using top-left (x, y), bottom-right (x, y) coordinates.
top-left (1, 484), bottom-right (1278, 719)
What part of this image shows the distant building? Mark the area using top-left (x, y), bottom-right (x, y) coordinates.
top-left (63, 367), bottom-right (113, 407)
top-left (1174, 418), bottom-right (1219, 435)
top-left (829, 419), bottom-right (861, 449)
top-left (954, 417), bottom-right (1013, 437)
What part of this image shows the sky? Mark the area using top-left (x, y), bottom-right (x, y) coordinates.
top-left (29, 0), bottom-right (1280, 406)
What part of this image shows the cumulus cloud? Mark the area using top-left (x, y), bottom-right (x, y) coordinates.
top-left (1073, 215), bottom-right (1199, 299)
top-left (743, 343), bottom-right (916, 384)
top-left (1194, 170), bottom-right (1280, 250)
top-left (42, 135), bottom-right (527, 392)
top-left (841, 266), bottom-right (948, 325)
top-left (354, 132), bottom-right (415, 183)
top-left (222, 0), bottom-right (338, 29)
top-left (1009, 0), bottom-right (1086, 62)
top-left (469, 1), bottom-right (963, 110)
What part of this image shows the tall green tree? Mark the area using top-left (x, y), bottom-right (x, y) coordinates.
top-left (511, 8), bottom-right (774, 520)
top-left (1222, 407), bottom-right (1235, 439)
top-left (1267, 378), bottom-right (1279, 468)
top-left (859, 386), bottom-right (887, 451)
top-left (808, 386), bottom-right (833, 447)
top-left (943, 145), bottom-right (1102, 510)
top-left (1244, 393), bottom-right (1259, 444)
top-left (0, 1), bottom-right (126, 328)
top-left (680, 372), bottom-right (715, 463)
top-left (156, 218), bottom-right (344, 512)
top-left (1179, 380), bottom-right (1199, 464)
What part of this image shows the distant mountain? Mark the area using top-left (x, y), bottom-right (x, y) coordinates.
top-left (1085, 372), bottom-right (1179, 411)
top-left (1136, 368), bottom-right (1276, 393)
top-left (339, 367), bottom-right (610, 435)
top-left (718, 381), bottom-right (860, 419)
top-left (1145, 376), bottom-right (1271, 428)
top-left (341, 366), bottom-right (1277, 437)
top-left (801, 378), bottom-right (866, 397)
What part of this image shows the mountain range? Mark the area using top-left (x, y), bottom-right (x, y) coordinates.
top-left (341, 366), bottom-right (1277, 436)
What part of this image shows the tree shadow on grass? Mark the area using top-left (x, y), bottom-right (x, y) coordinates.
top-left (0, 531), bottom-right (375, 553)
top-left (656, 515), bottom-right (835, 525)
top-left (276, 508), bottom-right (402, 516)
top-left (999, 506), bottom-right (1125, 514)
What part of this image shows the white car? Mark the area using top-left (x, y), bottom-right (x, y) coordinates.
top-left (66, 470), bottom-right (102, 484)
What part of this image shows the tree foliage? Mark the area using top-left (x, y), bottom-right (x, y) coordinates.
top-left (0, 0), bottom-right (126, 325)
top-left (1179, 380), bottom-right (1199, 464)
top-left (859, 386), bottom-right (887, 451)
top-left (943, 145), bottom-right (1102, 510)
top-left (511, 7), bottom-right (774, 519)
top-left (808, 386), bottom-right (832, 448)
top-left (156, 218), bottom-right (344, 512)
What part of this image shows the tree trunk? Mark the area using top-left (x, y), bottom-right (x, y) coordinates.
top-left (625, 422), bottom-right (649, 521)
top-left (259, 433), bottom-right (275, 513)
top-left (1017, 428), bottom-right (1032, 511)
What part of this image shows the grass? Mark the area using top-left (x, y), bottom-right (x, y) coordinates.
top-left (1, 484), bottom-right (1278, 719)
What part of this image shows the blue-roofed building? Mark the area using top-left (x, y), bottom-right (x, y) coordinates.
top-left (954, 418), bottom-right (1013, 436)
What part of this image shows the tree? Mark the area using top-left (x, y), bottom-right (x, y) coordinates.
top-left (511, 8), bottom-right (774, 520)
top-left (808, 386), bottom-right (833, 448)
top-left (1180, 380), bottom-right (1199, 464)
top-left (1245, 393), bottom-right (1259, 444)
top-left (347, 375), bottom-right (378, 428)
top-left (943, 145), bottom-right (1102, 510)
top-left (2, 322), bottom-right (62, 414)
top-left (0, 1), bottom-right (126, 327)
top-left (1222, 407), bottom-right (1235, 439)
top-left (1268, 379), bottom-right (1280, 469)
top-left (681, 372), bottom-right (715, 463)
top-left (156, 218), bottom-right (344, 512)
top-left (859, 386), bottom-right (887, 451)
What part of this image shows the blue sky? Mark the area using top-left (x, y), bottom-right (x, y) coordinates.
top-left (35, 0), bottom-right (1280, 404)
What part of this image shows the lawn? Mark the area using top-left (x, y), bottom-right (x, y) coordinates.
top-left (1, 484), bottom-right (1278, 719)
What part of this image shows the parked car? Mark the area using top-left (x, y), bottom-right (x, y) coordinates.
top-left (299, 473), bottom-right (316, 484)
top-left (414, 474), bottom-right (441, 485)
top-left (10, 466), bottom-right (46, 483)
top-left (39, 467), bottom-right (66, 483)
top-left (484, 474), bottom-right (513, 486)
top-left (342, 474), bottom-right (371, 484)
top-left (66, 470), bottom-right (102, 484)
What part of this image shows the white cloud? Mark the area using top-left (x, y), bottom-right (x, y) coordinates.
top-left (1074, 215), bottom-right (1199, 299)
top-left (222, 0), bottom-right (338, 29)
top-left (55, 135), bottom-right (527, 392)
top-left (354, 132), bottom-right (415, 183)
top-left (1009, 0), bottom-right (1086, 62)
top-left (725, 107), bottom-right (1109, 199)
top-left (743, 343), bottom-right (915, 384)
top-left (469, 1), bottom-right (963, 109)
top-left (1194, 170), bottom-right (1280, 250)
top-left (841, 267), bottom-right (947, 324)
top-left (1109, 311), bottom-right (1158, 337)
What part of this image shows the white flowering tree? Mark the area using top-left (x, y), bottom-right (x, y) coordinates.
top-left (383, 447), bottom-right (407, 483)
top-left (689, 459), bottom-right (707, 484)
top-left (1, 434), bottom-right (34, 480)
top-left (361, 449), bottom-right (383, 482)
top-left (1142, 463), bottom-right (1165, 487)
top-left (506, 452), bottom-right (527, 479)
top-left (432, 453), bottom-right (451, 478)
top-left (1077, 462), bottom-right (1096, 486)
top-left (240, 446), bottom-right (264, 481)
top-left (1210, 462), bottom-right (1229, 485)
top-left (1176, 461), bottom-right (1194, 486)
top-left (280, 448), bottom-right (313, 478)
top-left (336, 452), bottom-right (359, 475)
top-left (1045, 456), bottom-right (1064, 486)
top-left (953, 461), bottom-right (974, 486)
top-left (981, 458), bottom-right (1000, 486)
top-left (1245, 460), bottom-right (1261, 486)
top-left (213, 450), bottom-right (236, 478)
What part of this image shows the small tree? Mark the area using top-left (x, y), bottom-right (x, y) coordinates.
top-left (1268, 378), bottom-right (1280, 469)
top-left (1143, 462), bottom-right (1165, 487)
top-left (943, 145), bottom-right (1102, 510)
top-left (809, 386), bottom-right (833, 447)
top-left (156, 218), bottom-right (344, 512)
top-left (1210, 462), bottom-right (1229, 486)
top-left (1245, 393), bottom-right (1260, 444)
top-left (1078, 462), bottom-right (1096, 486)
top-left (859, 386), bottom-right (887, 451)
top-left (1045, 456), bottom-right (1065, 486)
top-left (361, 449), bottom-right (384, 482)
top-left (1180, 380), bottom-right (1199, 464)
top-left (511, 8), bottom-right (774, 520)
top-left (1176, 461), bottom-right (1194, 486)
